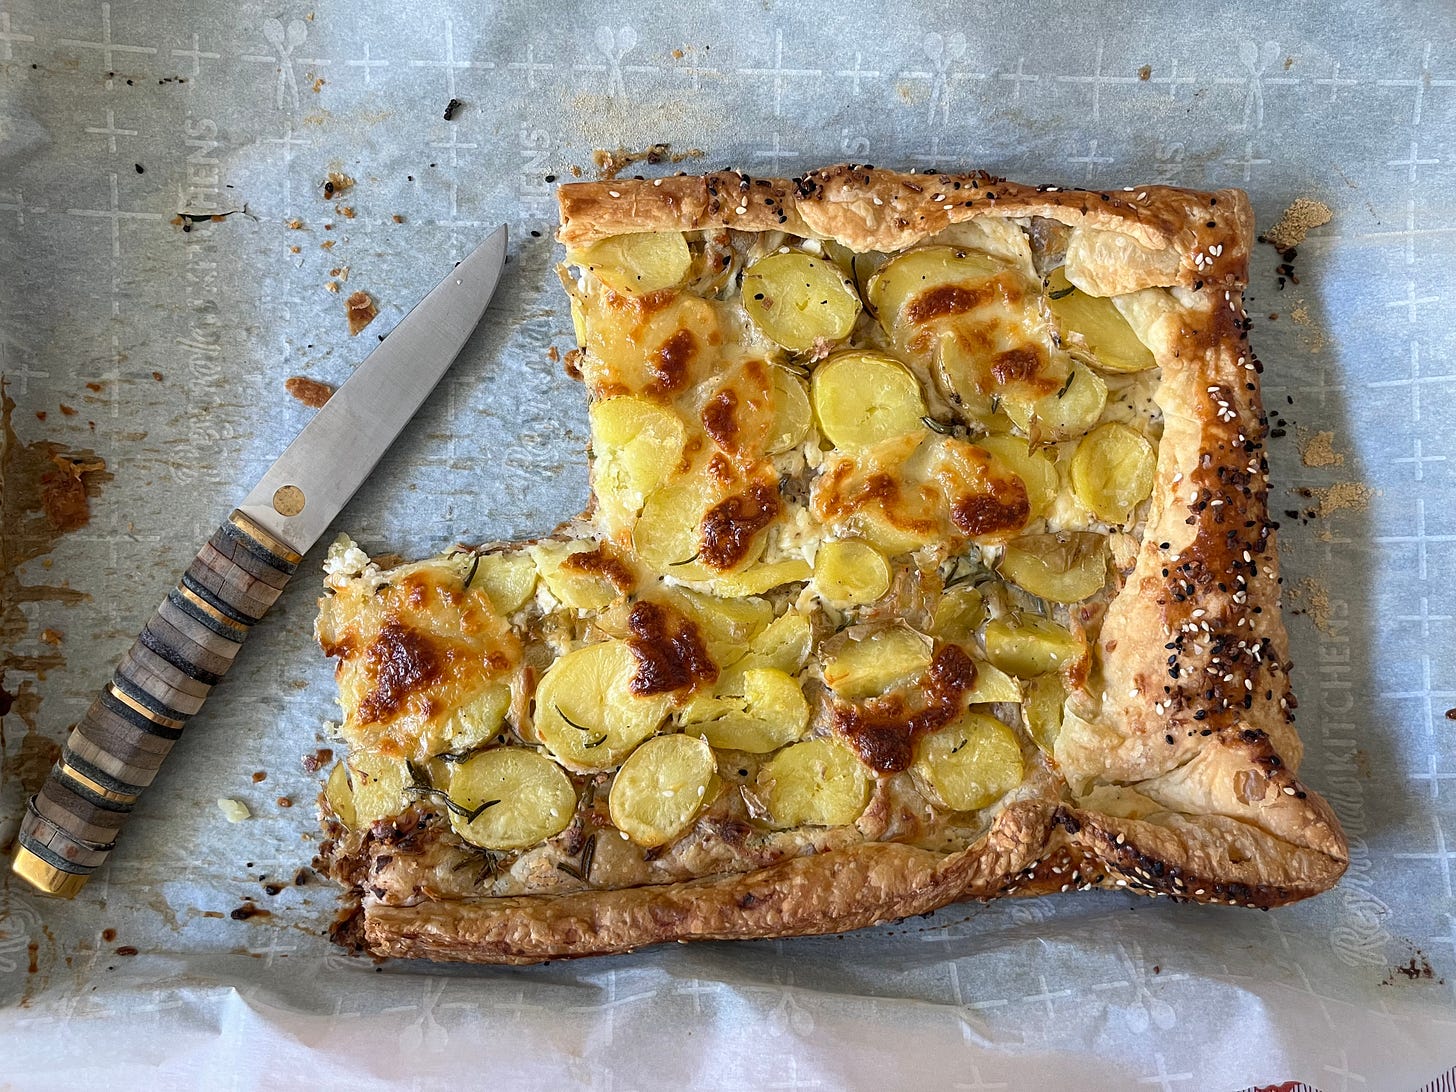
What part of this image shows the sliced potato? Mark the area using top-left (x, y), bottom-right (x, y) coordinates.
top-left (1046, 267), bottom-right (1157, 373)
top-left (710, 558), bottom-right (812, 598)
top-left (1071, 421), bottom-right (1157, 524)
top-left (448, 747), bottom-right (576, 850)
top-left (769, 368), bottom-right (813, 454)
top-left (632, 477), bottom-right (716, 577)
top-left (976, 435), bottom-right (1059, 521)
top-left (963, 661), bottom-right (1022, 705)
top-left (746, 611), bottom-right (814, 675)
top-left (932, 584), bottom-right (986, 641)
top-left (469, 551), bottom-right (538, 615)
top-left (983, 616), bottom-right (1082, 678)
top-left (665, 587), bottom-right (775, 663)
top-left (823, 626), bottom-right (932, 699)
top-left (345, 752), bottom-right (411, 827)
top-left (324, 761), bottom-right (357, 828)
top-left (1002, 362), bottom-right (1107, 441)
top-left (866, 245), bottom-right (1007, 330)
top-left (441, 684), bottom-right (511, 754)
top-left (684, 667), bottom-right (810, 753)
top-left (608, 733), bottom-right (718, 847)
top-left (813, 539), bottom-right (891, 606)
top-left (911, 713), bottom-right (1024, 812)
top-left (998, 532), bottom-right (1109, 604)
top-left (530, 541), bottom-right (621, 611)
top-left (1023, 674), bottom-right (1067, 751)
top-left (572, 231), bottom-right (691, 295)
top-left (759, 737), bottom-right (870, 828)
top-left (591, 396), bottom-right (687, 530)
top-left (743, 251), bottom-right (862, 352)
top-left (811, 351), bottom-right (927, 451)
top-left (534, 641), bottom-right (671, 770)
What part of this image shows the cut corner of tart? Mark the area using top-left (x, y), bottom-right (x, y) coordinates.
top-left (311, 164), bottom-right (1348, 966)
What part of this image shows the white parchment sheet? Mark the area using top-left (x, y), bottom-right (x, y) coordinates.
top-left (1, 1), bottom-right (1454, 1088)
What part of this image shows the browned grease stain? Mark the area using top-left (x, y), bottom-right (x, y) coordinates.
top-left (1, 382), bottom-right (109, 778)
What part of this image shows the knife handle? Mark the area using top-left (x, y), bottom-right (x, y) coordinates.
top-left (11, 511), bottom-right (300, 897)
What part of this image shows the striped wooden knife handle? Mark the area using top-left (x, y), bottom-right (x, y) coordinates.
top-left (12, 511), bottom-right (300, 897)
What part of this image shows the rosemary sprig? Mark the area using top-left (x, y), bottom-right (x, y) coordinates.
top-left (556, 706), bottom-right (608, 748)
top-left (452, 846), bottom-right (507, 885)
top-left (921, 415), bottom-right (954, 436)
top-left (403, 784), bottom-right (501, 823)
top-left (1056, 370), bottom-right (1076, 399)
top-left (670, 552), bottom-right (701, 566)
top-left (405, 759), bottom-right (499, 822)
top-left (556, 833), bottom-right (598, 883)
top-left (464, 552), bottom-right (481, 589)
top-left (1047, 284), bottom-right (1076, 300)
top-left (556, 706), bottom-right (591, 731)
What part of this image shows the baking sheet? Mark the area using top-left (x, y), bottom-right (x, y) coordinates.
top-left (2, 0), bottom-right (1455, 1087)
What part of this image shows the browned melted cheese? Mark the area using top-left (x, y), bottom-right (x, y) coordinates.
top-left (648, 328), bottom-right (696, 395)
top-left (701, 388), bottom-right (739, 450)
top-left (560, 546), bottom-right (636, 593)
top-left (357, 621), bottom-right (446, 725)
top-left (318, 560), bottom-right (523, 757)
top-left (699, 481), bottom-right (781, 569)
top-left (899, 268), bottom-right (1064, 405)
top-left (833, 644), bottom-right (978, 772)
top-left (626, 601), bottom-right (718, 696)
top-left (581, 291), bottom-right (721, 400)
top-left (951, 484), bottom-right (1029, 538)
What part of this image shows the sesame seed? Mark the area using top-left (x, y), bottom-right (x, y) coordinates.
top-left (608, 190), bottom-right (621, 198)
top-left (1282, 785), bottom-right (1297, 796)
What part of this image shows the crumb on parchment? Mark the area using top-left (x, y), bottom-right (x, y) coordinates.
top-left (1287, 577), bottom-right (1334, 636)
top-left (218, 799), bottom-right (251, 822)
top-left (1265, 197), bottom-right (1333, 249)
top-left (1298, 428), bottom-right (1345, 468)
top-left (1315, 481), bottom-right (1372, 518)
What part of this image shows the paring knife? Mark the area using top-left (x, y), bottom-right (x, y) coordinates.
top-left (12, 225), bottom-right (509, 897)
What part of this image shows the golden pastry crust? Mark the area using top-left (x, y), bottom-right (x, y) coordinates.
top-left (323, 166), bottom-right (1346, 964)
top-left (556, 165), bottom-right (1251, 290)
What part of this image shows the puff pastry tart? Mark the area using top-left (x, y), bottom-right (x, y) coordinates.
top-left (315, 166), bottom-right (1347, 964)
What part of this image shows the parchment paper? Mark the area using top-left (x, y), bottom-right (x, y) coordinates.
top-left (2, 1), bottom-right (1454, 1088)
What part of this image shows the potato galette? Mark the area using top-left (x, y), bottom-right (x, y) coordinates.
top-left (317, 166), bottom-right (1347, 965)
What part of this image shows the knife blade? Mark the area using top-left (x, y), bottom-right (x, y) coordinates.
top-left (12, 225), bottom-right (509, 897)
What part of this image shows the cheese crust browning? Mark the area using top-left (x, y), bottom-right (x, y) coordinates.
top-left (318, 166), bottom-right (1347, 965)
